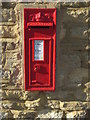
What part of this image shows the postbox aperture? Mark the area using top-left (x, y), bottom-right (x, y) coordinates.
top-left (24, 8), bottom-right (56, 91)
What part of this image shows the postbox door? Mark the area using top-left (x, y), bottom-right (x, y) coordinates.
top-left (29, 38), bottom-right (52, 88)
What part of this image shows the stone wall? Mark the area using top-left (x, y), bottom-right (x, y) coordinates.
top-left (0, 1), bottom-right (90, 119)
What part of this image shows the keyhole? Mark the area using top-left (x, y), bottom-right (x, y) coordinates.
top-left (34, 65), bottom-right (38, 72)
top-left (35, 66), bottom-right (37, 70)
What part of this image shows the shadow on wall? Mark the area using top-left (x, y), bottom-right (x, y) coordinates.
top-left (86, 109), bottom-right (90, 119)
top-left (45, 7), bottom-right (89, 101)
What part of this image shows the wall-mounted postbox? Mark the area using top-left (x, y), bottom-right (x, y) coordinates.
top-left (24, 8), bottom-right (56, 91)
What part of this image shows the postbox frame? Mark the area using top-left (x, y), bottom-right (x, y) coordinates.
top-left (24, 8), bottom-right (56, 91)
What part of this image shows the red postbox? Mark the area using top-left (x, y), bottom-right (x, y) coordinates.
top-left (24, 8), bottom-right (56, 91)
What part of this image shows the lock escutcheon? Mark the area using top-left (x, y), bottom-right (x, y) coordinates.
top-left (34, 64), bottom-right (40, 72)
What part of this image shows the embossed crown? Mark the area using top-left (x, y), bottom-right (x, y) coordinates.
top-left (29, 12), bottom-right (53, 22)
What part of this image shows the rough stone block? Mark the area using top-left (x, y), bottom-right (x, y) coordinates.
top-left (23, 91), bottom-right (40, 101)
top-left (60, 102), bottom-right (88, 111)
top-left (0, 110), bottom-right (13, 119)
top-left (66, 110), bottom-right (86, 119)
top-left (37, 109), bottom-right (63, 119)
top-left (61, 2), bottom-right (89, 7)
top-left (2, 2), bottom-right (16, 8)
top-left (48, 100), bottom-right (60, 109)
top-left (6, 42), bottom-right (16, 50)
top-left (17, 110), bottom-right (36, 119)
top-left (4, 52), bottom-right (21, 70)
top-left (0, 90), bottom-right (7, 100)
top-left (62, 8), bottom-right (89, 24)
top-left (5, 90), bottom-right (23, 100)
top-left (0, 26), bottom-right (17, 38)
top-left (2, 100), bottom-right (26, 110)
top-left (1, 69), bottom-right (10, 80)
top-left (25, 99), bottom-right (40, 110)
top-left (11, 110), bottom-right (36, 119)
top-left (1, 8), bottom-right (16, 22)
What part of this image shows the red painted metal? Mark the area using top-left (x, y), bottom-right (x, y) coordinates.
top-left (24, 8), bottom-right (56, 91)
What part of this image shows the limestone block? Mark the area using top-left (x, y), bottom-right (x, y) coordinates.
top-left (60, 102), bottom-right (88, 111)
top-left (2, 70), bottom-right (10, 80)
top-left (11, 110), bottom-right (21, 119)
top-left (3, 8), bottom-right (16, 22)
top-left (85, 82), bottom-right (90, 89)
top-left (6, 42), bottom-right (16, 50)
top-left (4, 52), bottom-right (21, 69)
top-left (62, 7), bottom-right (89, 24)
top-left (0, 79), bottom-right (9, 85)
top-left (48, 100), bottom-right (60, 109)
top-left (37, 109), bottom-right (63, 119)
top-left (23, 91), bottom-right (40, 101)
top-left (6, 51), bottom-right (20, 61)
top-left (66, 110), bottom-right (86, 119)
top-left (0, 26), bottom-right (17, 38)
top-left (84, 84), bottom-right (90, 102)
top-left (5, 90), bottom-right (23, 100)
top-left (61, 2), bottom-right (89, 7)
top-left (0, 90), bottom-right (7, 100)
top-left (2, 2), bottom-right (16, 8)
top-left (2, 100), bottom-right (26, 110)
top-left (10, 67), bottom-right (20, 84)
top-left (86, 95), bottom-right (90, 102)
top-left (18, 111), bottom-right (36, 119)
top-left (2, 100), bottom-right (16, 109)
top-left (0, 8), bottom-right (16, 22)
top-left (46, 2), bottom-right (59, 8)
top-left (0, 110), bottom-right (13, 119)
top-left (12, 24), bottom-right (20, 38)
top-left (25, 99), bottom-right (40, 110)
top-left (11, 110), bottom-right (37, 119)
